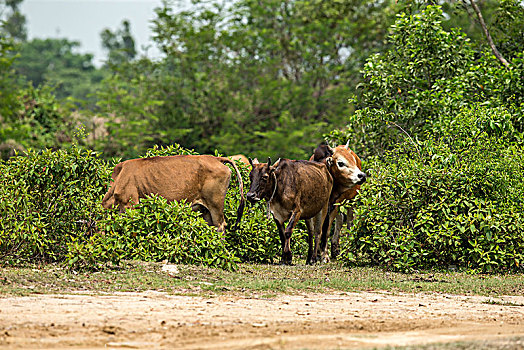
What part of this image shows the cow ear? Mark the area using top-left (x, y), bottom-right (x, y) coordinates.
top-left (251, 158), bottom-right (259, 165)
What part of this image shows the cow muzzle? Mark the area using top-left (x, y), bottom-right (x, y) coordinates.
top-left (356, 172), bottom-right (367, 185)
top-left (247, 192), bottom-right (261, 203)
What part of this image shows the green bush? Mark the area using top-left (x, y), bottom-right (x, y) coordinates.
top-left (340, 106), bottom-right (524, 272)
top-left (0, 141), bottom-right (326, 270)
top-left (0, 145), bottom-right (112, 265)
top-left (95, 196), bottom-right (239, 270)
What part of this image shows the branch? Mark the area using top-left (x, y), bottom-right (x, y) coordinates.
top-left (469, 0), bottom-right (510, 68)
top-left (386, 121), bottom-right (421, 158)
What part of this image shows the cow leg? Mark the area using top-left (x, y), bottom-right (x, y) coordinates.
top-left (346, 206), bottom-right (355, 230)
top-left (201, 172), bottom-right (230, 233)
top-left (207, 203), bottom-right (226, 233)
top-left (273, 218), bottom-right (286, 263)
top-left (331, 211), bottom-right (344, 260)
top-left (191, 204), bottom-right (214, 227)
top-left (331, 207), bottom-right (355, 260)
top-left (114, 190), bottom-right (138, 213)
top-left (202, 187), bottom-right (228, 232)
top-left (282, 209), bottom-right (301, 265)
top-left (320, 205), bottom-right (337, 263)
top-left (305, 219), bottom-right (315, 265)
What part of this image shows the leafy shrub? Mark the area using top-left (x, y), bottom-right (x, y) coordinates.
top-left (142, 143), bottom-right (198, 157)
top-left (0, 143), bottom-right (242, 270)
top-left (340, 106), bottom-right (524, 272)
top-left (0, 141), bottom-right (313, 269)
top-left (349, 5), bottom-right (475, 156)
top-left (95, 196), bottom-right (239, 270)
top-left (0, 144), bottom-right (112, 265)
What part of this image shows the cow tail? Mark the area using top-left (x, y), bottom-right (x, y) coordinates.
top-left (101, 162), bottom-right (123, 209)
top-left (220, 158), bottom-right (245, 231)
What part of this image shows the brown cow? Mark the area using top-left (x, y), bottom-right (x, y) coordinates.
top-left (310, 141), bottom-right (366, 259)
top-left (246, 158), bottom-right (333, 264)
top-left (102, 155), bottom-right (245, 232)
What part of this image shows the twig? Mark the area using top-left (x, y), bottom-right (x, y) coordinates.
top-left (387, 121), bottom-right (421, 158)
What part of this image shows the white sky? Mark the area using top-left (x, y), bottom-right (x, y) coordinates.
top-left (20, 0), bottom-right (189, 66)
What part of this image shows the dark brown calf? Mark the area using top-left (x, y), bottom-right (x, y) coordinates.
top-left (247, 158), bottom-right (333, 264)
top-left (102, 155), bottom-right (245, 232)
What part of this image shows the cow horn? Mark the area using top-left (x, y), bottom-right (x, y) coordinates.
top-left (345, 139), bottom-right (350, 149)
top-left (248, 157), bottom-right (254, 167)
top-left (267, 157), bottom-right (271, 166)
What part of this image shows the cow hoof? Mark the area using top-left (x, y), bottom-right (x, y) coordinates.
top-left (321, 254), bottom-right (330, 264)
top-left (281, 252), bottom-right (293, 265)
top-left (308, 255), bottom-right (319, 265)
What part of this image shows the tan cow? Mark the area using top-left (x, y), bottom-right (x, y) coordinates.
top-left (311, 141), bottom-right (366, 259)
top-left (102, 155), bottom-right (245, 232)
top-left (229, 154), bottom-right (250, 167)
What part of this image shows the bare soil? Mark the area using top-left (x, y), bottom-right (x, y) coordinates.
top-left (0, 290), bottom-right (523, 349)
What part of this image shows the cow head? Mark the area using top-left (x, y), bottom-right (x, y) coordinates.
top-left (246, 157), bottom-right (279, 203)
top-left (326, 141), bottom-right (367, 189)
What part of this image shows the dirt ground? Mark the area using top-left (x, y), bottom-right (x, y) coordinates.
top-left (0, 290), bottom-right (523, 349)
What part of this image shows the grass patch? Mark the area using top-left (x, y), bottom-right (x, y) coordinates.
top-left (373, 336), bottom-right (524, 350)
top-left (1, 261), bottom-right (523, 297)
top-left (482, 299), bottom-right (524, 307)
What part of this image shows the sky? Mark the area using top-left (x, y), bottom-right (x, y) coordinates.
top-left (20, 0), bottom-right (188, 66)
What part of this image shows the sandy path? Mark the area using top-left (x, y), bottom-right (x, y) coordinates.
top-left (0, 290), bottom-right (523, 349)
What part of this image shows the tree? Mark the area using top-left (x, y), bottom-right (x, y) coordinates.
top-left (0, 0), bottom-right (27, 41)
top-left (0, 36), bottom-right (18, 121)
top-left (11, 38), bottom-right (105, 107)
top-left (347, 5), bottom-right (476, 156)
top-left (100, 19), bottom-right (137, 66)
top-left (127, 0), bottom-right (399, 159)
top-left (490, 0), bottom-right (524, 58)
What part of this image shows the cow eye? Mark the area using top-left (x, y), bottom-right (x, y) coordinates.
top-left (262, 174), bottom-right (269, 180)
top-left (337, 161), bottom-right (346, 168)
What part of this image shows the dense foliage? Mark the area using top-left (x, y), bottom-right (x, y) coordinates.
top-left (0, 143), bottom-right (308, 270)
top-left (0, 144), bottom-right (111, 266)
top-left (341, 106), bottom-right (524, 272)
top-left (1, 1), bottom-right (524, 272)
top-left (338, 5), bottom-right (524, 273)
